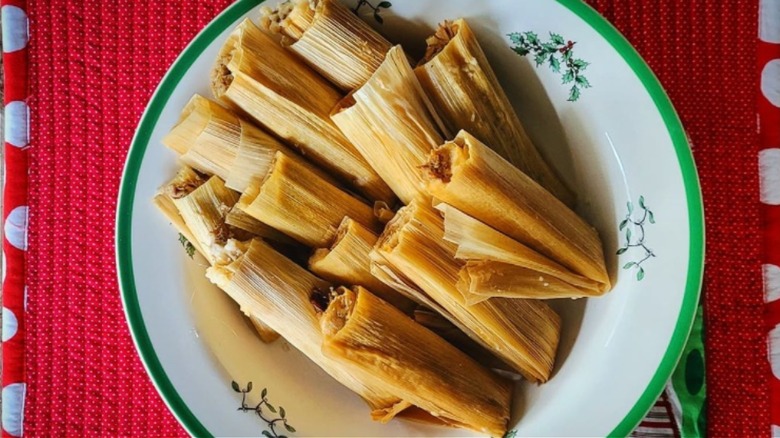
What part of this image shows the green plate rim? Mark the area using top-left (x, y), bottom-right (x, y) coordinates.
top-left (115, 1), bottom-right (705, 437)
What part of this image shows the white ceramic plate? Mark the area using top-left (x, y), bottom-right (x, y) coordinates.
top-left (116, 1), bottom-right (704, 436)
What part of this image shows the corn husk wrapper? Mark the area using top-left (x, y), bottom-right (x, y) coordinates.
top-left (159, 169), bottom-right (247, 265)
top-left (374, 198), bottom-right (561, 382)
top-left (161, 97), bottom-right (238, 181)
top-left (332, 45), bottom-right (447, 205)
top-left (206, 238), bottom-right (410, 420)
top-left (248, 315), bottom-right (282, 343)
top-left (413, 307), bottom-right (512, 372)
top-left (416, 19), bottom-right (574, 206)
top-left (155, 167), bottom-right (281, 342)
top-left (211, 19), bottom-right (394, 203)
top-left (309, 217), bottom-right (416, 314)
top-left (424, 130), bottom-right (610, 289)
top-left (436, 203), bottom-right (605, 301)
top-left (260, 0), bottom-right (392, 91)
top-left (153, 188), bottom-right (206, 258)
top-left (239, 151), bottom-right (380, 247)
top-left (321, 286), bottom-right (512, 436)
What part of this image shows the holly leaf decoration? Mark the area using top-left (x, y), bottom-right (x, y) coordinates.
top-left (261, 431), bottom-right (273, 438)
top-left (619, 219), bottom-right (629, 230)
top-left (512, 46), bottom-right (530, 56)
top-left (231, 381), bottom-right (240, 392)
top-left (638, 196), bottom-right (646, 209)
top-left (626, 227), bottom-right (633, 243)
top-left (549, 55), bottom-right (561, 73)
top-left (508, 30), bottom-right (590, 100)
top-left (648, 210), bottom-right (656, 224)
top-left (266, 403), bottom-right (277, 413)
top-left (378, 1), bottom-right (392, 7)
top-left (568, 85), bottom-right (581, 102)
top-left (575, 75), bottom-right (591, 88)
top-left (507, 32), bottom-right (524, 45)
top-left (637, 267), bottom-right (645, 281)
top-left (572, 58), bottom-right (590, 69)
top-left (373, 12), bottom-right (383, 23)
top-left (616, 247), bottom-right (627, 255)
top-left (285, 423), bottom-right (297, 433)
top-left (261, 388), bottom-right (268, 399)
top-left (562, 70), bottom-right (575, 84)
top-left (623, 262), bottom-right (636, 269)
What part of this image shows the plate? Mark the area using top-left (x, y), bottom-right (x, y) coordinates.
top-left (116, 0), bottom-right (704, 436)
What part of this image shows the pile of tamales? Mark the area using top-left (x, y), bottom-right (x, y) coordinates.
top-left (155, 1), bottom-right (611, 435)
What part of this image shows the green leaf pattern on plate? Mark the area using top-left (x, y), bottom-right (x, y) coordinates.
top-left (616, 196), bottom-right (656, 281)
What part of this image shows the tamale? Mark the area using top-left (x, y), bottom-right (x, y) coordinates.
top-left (309, 217), bottom-right (415, 314)
top-left (437, 203), bottom-right (606, 300)
top-left (416, 19), bottom-right (574, 205)
top-left (424, 130), bottom-right (610, 289)
top-left (161, 96), bottom-right (238, 181)
top-left (156, 168), bottom-right (281, 341)
top-left (206, 238), bottom-right (409, 420)
top-left (437, 203), bottom-right (600, 290)
top-left (260, 0), bottom-right (392, 91)
top-left (321, 286), bottom-right (512, 436)
top-left (374, 198), bottom-right (561, 382)
top-left (211, 18), bottom-right (394, 203)
top-left (160, 169), bottom-right (251, 265)
top-left (331, 45), bottom-right (447, 205)
top-left (240, 151), bottom-right (381, 247)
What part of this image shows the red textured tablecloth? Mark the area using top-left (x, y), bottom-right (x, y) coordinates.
top-left (0, 0), bottom-right (772, 436)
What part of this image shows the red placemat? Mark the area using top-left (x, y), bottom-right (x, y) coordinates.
top-left (0, 0), bottom-right (769, 436)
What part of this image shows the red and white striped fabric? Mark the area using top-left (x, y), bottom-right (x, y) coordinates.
top-left (1, 0), bottom-right (29, 437)
top-left (759, 0), bottom-right (780, 435)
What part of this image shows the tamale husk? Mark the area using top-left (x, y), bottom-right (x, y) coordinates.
top-left (248, 315), bottom-right (281, 343)
top-left (211, 18), bottom-right (394, 203)
top-left (156, 168), bottom-right (281, 341)
top-left (223, 206), bottom-right (296, 245)
top-left (437, 203), bottom-right (600, 290)
top-left (413, 307), bottom-right (512, 372)
top-left (437, 203), bottom-right (606, 301)
top-left (161, 94), bottom-right (328, 194)
top-left (321, 286), bottom-right (512, 436)
top-left (261, 0), bottom-right (392, 91)
top-left (374, 198), bottom-right (561, 382)
top-left (459, 261), bottom-right (598, 303)
top-left (153, 190), bottom-right (206, 258)
top-left (331, 45), bottom-right (447, 205)
top-left (424, 130), bottom-right (610, 289)
top-left (309, 217), bottom-right (415, 314)
top-left (206, 238), bottom-right (409, 420)
top-left (161, 96), bottom-right (238, 180)
top-left (240, 151), bottom-right (380, 247)
top-left (166, 175), bottom-right (252, 265)
top-left (416, 19), bottom-right (574, 205)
